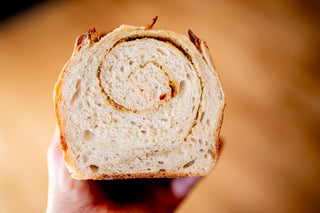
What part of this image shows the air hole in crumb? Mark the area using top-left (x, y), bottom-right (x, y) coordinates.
top-left (200, 149), bottom-right (204, 152)
top-left (130, 121), bottom-right (136, 125)
top-left (183, 159), bottom-right (196, 168)
top-left (206, 119), bottom-right (211, 126)
top-left (89, 165), bottom-right (99, 173)
top-left (192, 97), bottom-right (195, 103)
top-left (186, 73), bottom-right (191, 79)
top-left (157, 48), bottom-right (165, 55)
top-left (70, 79), bottom-right (81, 105)
top-left (120, 66), bottom-right (124, 72)
top-left (129, 60), bottom-right (133, 65)
top-left (159, 169), bottom-right (166, 172)
top-left (158, 161), bottom-right (164, 164)
top-left (178, 129), bottom-right (183, 134)
top-left (190, 138), bottom-right (197, 143)
top-left (83, 130), bottom-right (94, 141)
top-left (85, 99), bottom-right (90, 107)
top-left (192, 105), bottom-right (195, 112)
top-left (76, 155), bottom-right (80, 160)
top-left (207, 149), bottom-right (215, 159)
top-left (154, 150), bottom-right (159, 152)
top-left (151, 128), bottom-right (157, 136)
top-left (200, 112), bottom-right (205, 122)
top-left (161, 118), bottom-right (168, 122)
top-left (141, 130), bottom-right (146, 134)
top-left (147, 168), bottom-right (151, 171)
top-left (159, 94), bottom-right (166, 100)
top-left (205, 141), bottom-right (208, 146)
top-left (199, 139), bottom-right (203, 145)
top-left (179, 80), bottom-right (187, 96)
top-left (105, 157), bottom-right (108, 161)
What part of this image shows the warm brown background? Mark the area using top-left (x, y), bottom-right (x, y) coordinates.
top-left (0, 0), bottom-right (319, 212)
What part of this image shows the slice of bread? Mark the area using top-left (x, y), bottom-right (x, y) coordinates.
top-left (54, 19), bottom-right (225, 180)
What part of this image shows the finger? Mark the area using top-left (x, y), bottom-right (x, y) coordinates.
top-left (171, 177), bottom-right (202, 199)
top-left (47, 126), bottom-right (72, 185)
top-left (47, 127), bottom-right (62, 177)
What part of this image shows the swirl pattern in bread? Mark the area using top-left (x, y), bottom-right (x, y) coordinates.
top-left (54, 20), bottom-right (225, 180)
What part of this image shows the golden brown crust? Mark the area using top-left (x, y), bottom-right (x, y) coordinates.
top-left (215, 138), bottom-right (223, 160)
top-left (188, 29), bottom-right (202, 53)
top-left (215, 104), bottom-right (225, 160)
top-left (76, 27), bottom-right (99, 51)
top-left (144, 16), bottom-right (158, 30)
top-left (82, 171), bottom-right (203, 180)
top-left (60, 135), bottom-right (68, 152)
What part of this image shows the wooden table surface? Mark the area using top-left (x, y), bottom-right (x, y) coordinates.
top-left (0, 0), bottom-right (319, 212)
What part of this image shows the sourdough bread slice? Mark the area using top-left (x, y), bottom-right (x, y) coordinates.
top-left (54, 19), bottom-right (225, 180)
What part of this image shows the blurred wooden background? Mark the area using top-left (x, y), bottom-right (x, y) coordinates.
top-left (0, 0), bottom-right (319, 212)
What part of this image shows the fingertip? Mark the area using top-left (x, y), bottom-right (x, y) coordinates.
top-left (47, 126), bottom-right (63, 174)
top-left (171, 177), bottom-right (202, 199)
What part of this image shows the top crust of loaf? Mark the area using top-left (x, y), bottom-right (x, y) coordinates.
top-left (54, 19), bottom-right (225, 180)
